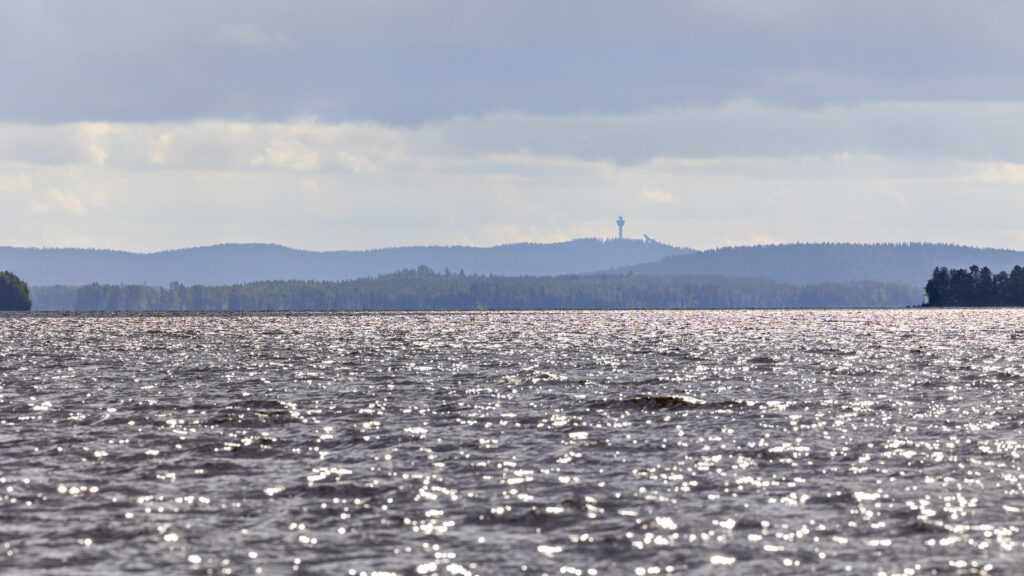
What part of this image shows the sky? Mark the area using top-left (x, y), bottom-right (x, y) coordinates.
top-left (3, 1), bottom-right (1024, 252)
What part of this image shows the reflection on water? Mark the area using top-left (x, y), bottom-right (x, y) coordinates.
top-left (1, 310), bottom-right (1023, 574)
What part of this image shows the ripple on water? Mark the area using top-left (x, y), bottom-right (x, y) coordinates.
top-left (1, 309), bottom-right (1023, 574)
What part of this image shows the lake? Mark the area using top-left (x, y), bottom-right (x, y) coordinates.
top-left (1, 310), bottom-right (1022, 575)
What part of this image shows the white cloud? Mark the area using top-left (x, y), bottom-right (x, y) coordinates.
top-left (0, 171), bottom-right (31, 193)
top-left (74, 123), bottom-right (113, 167)
top-left (30, 188), bottom-right (87, 215)
top-left (641, 188), bottom-right (675, 203)
top-left (975, 161), bottom-right (1024, 185)
top-left (252, 138), bottom-right (320, 171)
top-left (147, 133), bottom-right (173, 165)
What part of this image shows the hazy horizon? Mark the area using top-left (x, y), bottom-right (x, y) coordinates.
top-left (6, 237), bottom-right (1024, 256)
top-left (0, 235), bottom-right (671, 254)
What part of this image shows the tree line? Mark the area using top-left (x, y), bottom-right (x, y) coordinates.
top-left (925, 265), bottom-right (1024, 306)
top-left (29, 267), bottom-right (922, 311)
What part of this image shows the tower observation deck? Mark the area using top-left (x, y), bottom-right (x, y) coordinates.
top-left (616, 216), bottom-right (625, 240)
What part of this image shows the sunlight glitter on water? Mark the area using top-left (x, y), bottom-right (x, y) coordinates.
top-left (1, 310), bottom-right (1024, 574)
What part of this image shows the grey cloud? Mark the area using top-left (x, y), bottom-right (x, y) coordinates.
top-left (412, 102), bottom-right (1024, 165)
top-left (2, 1), bottom-right (1023, 124)
top-left (4, 101), bottom-right (1024, 171)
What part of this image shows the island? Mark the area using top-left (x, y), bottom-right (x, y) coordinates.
top-left (924, 265), bottom-right (1024, 307)
top-left (0, 271), bottom-right (31, 311)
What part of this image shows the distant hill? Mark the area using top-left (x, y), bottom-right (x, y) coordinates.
top-left (30, 267), bottom-right (922, 311)
top-left (1, 238), bottom-right (688, 287)
top-left (616, 243), bottom-right (1024, 287)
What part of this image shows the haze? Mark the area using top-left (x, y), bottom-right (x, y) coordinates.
top-left (3, 1), bottom-right (1024, 252)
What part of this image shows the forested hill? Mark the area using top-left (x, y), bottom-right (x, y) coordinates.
top-left (1, 239), bottom-right (686, 287)
top-left (617, 243), bottom-right (1024, 287)
top-left (30, 268), bottom-right (922, 311)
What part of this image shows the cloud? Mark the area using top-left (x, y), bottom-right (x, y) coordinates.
top-left (2, 2), bottom-right (1024, 124)
top-left (213, 21), bottom-right (288, 47)
top-left (31, 188), bottom-right (87, 215)
top-left (415, 101), bottom-right (1024, 165)
top-left (2, 101), bottom-right (1024, 252)
top-left (252, 138), bottom-right (320, 171)
top-left (76, 123), bottom-right (112, 167)
top-left (4, 101), bottom-right (1024, 172)
top-left (147, 133), bottom-right (173, 165)
top-left (641, 188), bottom-right (675, 204)
top-left (4, 121), bottom-right (1024, 252)
top-left (3, 3), bottom-right (1024, 252)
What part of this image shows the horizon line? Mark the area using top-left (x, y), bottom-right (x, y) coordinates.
top-left (2, 238), bottom-right (1022, 255)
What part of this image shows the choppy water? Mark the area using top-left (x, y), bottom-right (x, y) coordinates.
top-left (2, 310), bottom-right (1024, 575)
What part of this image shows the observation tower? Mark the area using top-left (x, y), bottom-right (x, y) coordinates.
top-left (616, 216), bottom-right (625, 240)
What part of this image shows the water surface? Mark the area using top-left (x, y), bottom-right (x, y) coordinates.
top-left (1, 310), bottom-right (1023, 575)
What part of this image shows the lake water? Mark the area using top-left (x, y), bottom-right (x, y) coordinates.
top-left (1, 310), bottom-right (1023, 575)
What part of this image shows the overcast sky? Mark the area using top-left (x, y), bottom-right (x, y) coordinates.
top-left (3, 1), bottom-right (1024, 251)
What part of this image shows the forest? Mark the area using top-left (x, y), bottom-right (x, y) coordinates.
top-left (924, 265), bottom-right (1024, 306)
top-left (1, 238), bottom-right (685, 287)
top-left (0, 271), bottom-right (31, 311)
top-left (30, 267), bottom-right (922, 311)
top-left (11, 241), bottom-right (1024, 289)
